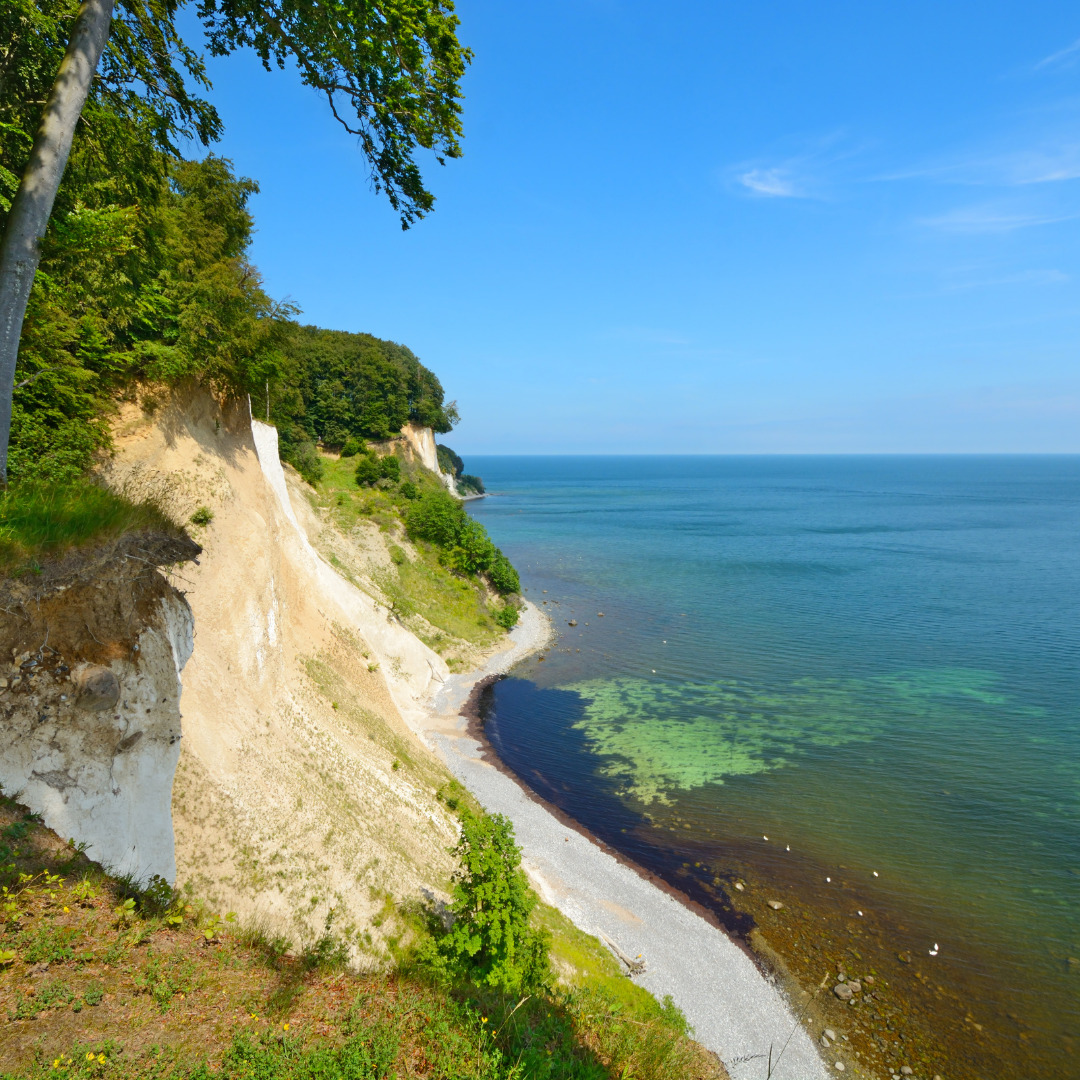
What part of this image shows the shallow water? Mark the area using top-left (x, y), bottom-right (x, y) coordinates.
top-left (465, 455), bottom-right (1080, 1078)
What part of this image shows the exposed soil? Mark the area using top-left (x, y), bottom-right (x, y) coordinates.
top-left (0, 531), bottom-right (199, 667)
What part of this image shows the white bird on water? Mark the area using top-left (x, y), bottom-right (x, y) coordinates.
top-left (929, 943), bottom-right (940, 956)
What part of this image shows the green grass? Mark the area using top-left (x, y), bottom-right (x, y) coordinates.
top-left (0, 483), bottom-right (179, 572)
top-left (0, 793), bottom-right (725, 1080)
top-left (537, 904), bottom-right (656, 1011)
top-left (308, 452), bottom-right (503, 652)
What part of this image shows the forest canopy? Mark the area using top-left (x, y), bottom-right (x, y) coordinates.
top-left (5, 153), bottom-right (290, 484)
top-left (272, 325), bottom-right (457, 445)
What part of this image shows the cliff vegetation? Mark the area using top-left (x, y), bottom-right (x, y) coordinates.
top-left (0, 789), bottom-right (724, 1080)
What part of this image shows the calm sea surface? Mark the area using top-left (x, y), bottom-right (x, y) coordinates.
top-left (464, 456), bottom-right (1080, 1077)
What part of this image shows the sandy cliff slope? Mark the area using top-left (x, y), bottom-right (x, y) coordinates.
top-left (105, 390), bottom-right (461, 960)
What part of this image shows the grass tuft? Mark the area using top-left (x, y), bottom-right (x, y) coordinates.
top-left (0, 483), bottom-right (179, 571)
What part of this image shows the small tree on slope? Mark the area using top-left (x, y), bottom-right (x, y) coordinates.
top-left (434, 809), bottom-right (550, 995)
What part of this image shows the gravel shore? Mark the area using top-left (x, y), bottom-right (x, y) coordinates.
top-left (425, 603), bottom-right (828, 1080)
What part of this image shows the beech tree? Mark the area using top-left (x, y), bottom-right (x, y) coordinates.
top-left (0, 0), bottom-right (470, 484)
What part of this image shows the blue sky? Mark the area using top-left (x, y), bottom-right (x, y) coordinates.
top-left (188, 1), bottom-right (1080, 453)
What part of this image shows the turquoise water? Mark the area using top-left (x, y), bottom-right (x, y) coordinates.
top-left (464, 456), bottom-right (1080, 1075)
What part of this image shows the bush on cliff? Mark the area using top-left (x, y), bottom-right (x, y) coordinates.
top-left (423, 810), bottom-right (549, 995)
top-left (355, 450), bottom-right (401, 487)
top-left (404, 490), bottom-right (519, 594)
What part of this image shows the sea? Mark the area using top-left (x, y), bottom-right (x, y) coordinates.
top-left (463, 455), bottom-right (1080, 1080)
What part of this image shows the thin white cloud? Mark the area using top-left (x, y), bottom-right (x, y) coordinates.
top-left (880, 143), bottom-right (1080, 187)
top-left (738, 168), bottom-right (801, 198)
top-left (727, 132), bottom-right (862, 200)
top-left (1035, 37), bottom-right (1080, 71)
top-left (939, 268), bottom-right (1070, 292)
top-left (1007, 144), bottom-right (1080, 184)
top-left (919, 203), bottom-right (1078, 234)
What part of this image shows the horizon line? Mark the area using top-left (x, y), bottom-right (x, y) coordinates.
top-left (454, 450), bottom-right (1080, 457)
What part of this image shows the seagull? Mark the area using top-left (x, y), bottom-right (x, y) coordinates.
top-left (857, 910), bottom-right (863, 917)
top-left (826, 877), bottom-right (831, 882)
top-left (929, 944), bottom-right (939, 956)
top-left (786, 845), bottom-right (790, 851)
top-left (763, 835), bottom-right (769, 841)
top-left (873, 871), bottom-right (879, 877)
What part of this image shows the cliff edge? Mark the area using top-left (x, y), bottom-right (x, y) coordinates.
top-left (99, 389), bottom-right (466, 960)
top-left (0, 532), bottom-right (197, 884)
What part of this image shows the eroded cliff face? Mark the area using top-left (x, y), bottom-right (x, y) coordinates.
top-left (400, 422), bottom-right (458, 496)
top-left (103, 390), bottom-right (461, 961)
top-left (0, 536), bottom-right (197, 883)
top-left (1, 388), bottom-right (473, 960)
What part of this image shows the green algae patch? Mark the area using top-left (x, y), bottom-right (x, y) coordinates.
top-left (566, 668), bottom-right (1023, 805)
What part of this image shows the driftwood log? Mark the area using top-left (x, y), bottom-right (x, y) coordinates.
top-left (598, 930), bottom-right (646, 975)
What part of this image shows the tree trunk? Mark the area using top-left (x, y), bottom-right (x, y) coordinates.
top-left (0, 0), bottom-right (116, 485)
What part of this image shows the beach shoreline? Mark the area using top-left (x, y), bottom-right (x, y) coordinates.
top-left (421, 602), bottom-right (830, 1080)
top-left (446, 651), bottom-right (1025, 1080)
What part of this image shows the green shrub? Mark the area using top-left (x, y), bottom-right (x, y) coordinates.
top-left (426, 810), bottom-right (549, 994)
top-left (494, 604), bottom-right (519, 630)
top-left (285, 440), bottom-right (324, 486)
top-left (488, 552), bottom-right (520, 595)
top-left (405, 489), bottom-right (465, 547)
top-left (355, 451), bottom-right (401, 487)
top-left (458, 473), bottom-right (484, 495)
top-left (398, 480), bottom-right (419, 500)
top-left (189, 505), bottom-right (213, 527)
top-left (340, 436), bottom-right (364, 457)
top-left (354, 454), bottom-right (381, 486)
top-left (380, 454), bottom-right (401, 482)
top-left (404, 490), bottom-right (518, 594)
top-left (441, 519), bottom-right (496, 577)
